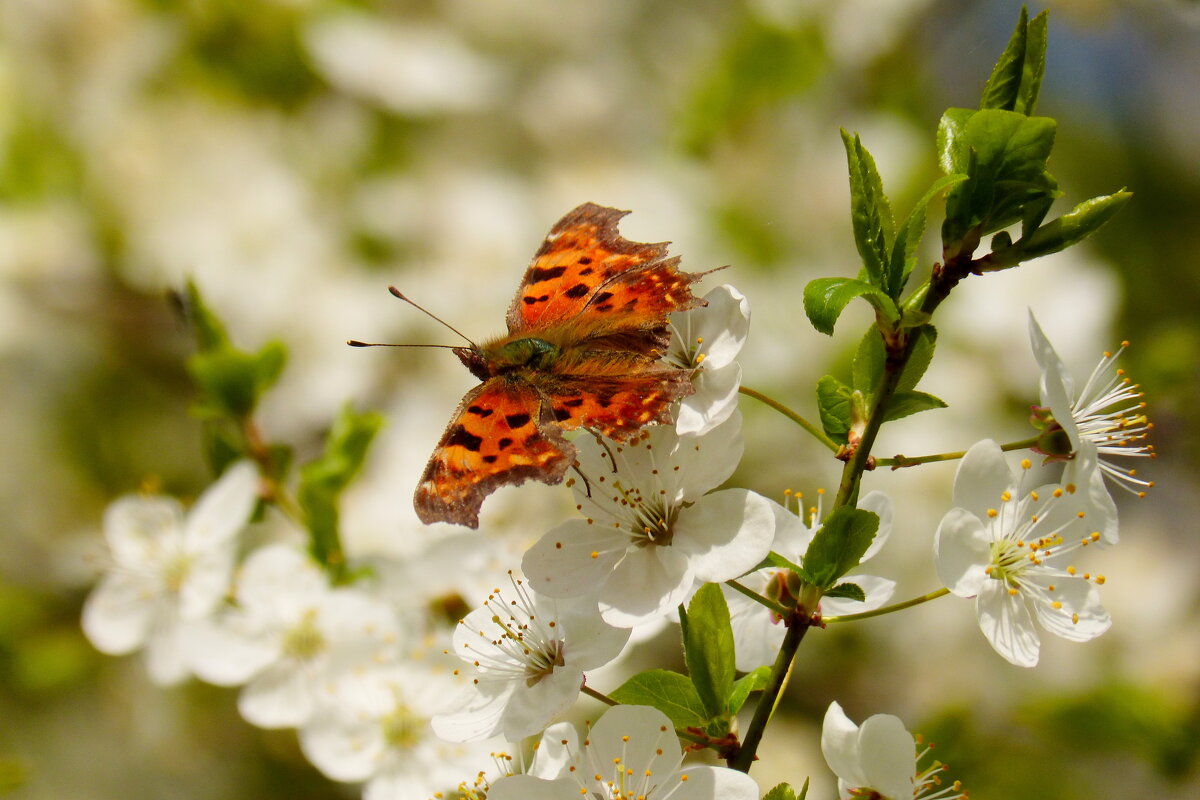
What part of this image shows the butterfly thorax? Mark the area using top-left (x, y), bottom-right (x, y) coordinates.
top-left (455, 337), bottom-right (561, 381)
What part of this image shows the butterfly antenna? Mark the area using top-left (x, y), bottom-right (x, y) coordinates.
top-left (388, 286), bottom-right (476, 346)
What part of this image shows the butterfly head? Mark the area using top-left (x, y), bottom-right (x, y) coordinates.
top-left (454, 345), bottom-right (492, 381)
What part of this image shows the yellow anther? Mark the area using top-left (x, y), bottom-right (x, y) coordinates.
top-left (1021, 459), bottom-right (1032, 470)
top-left (987, 508), bottom-right (998, 518)
top-left (1001, 491), bottom-right (1013, 502)
top-left (591, 551), bottom-right (599, 559)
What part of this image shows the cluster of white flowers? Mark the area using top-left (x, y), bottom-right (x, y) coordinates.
top-left (81, 288), bottom-right (1152, 798)
top-left (932, 313), bottom-right (1150, 667)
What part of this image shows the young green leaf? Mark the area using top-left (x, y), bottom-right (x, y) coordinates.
top-left (801, 506), bottom-right (879, 590)
top-left (183, 280), bottom-right (231, 352)
top-left (298, 403), bottom-right (384, 575)
top-left (683, 584), bottom-right (736, 719)
top-left (816, 375), bottom-right (853, 444)
top-left (764, 780), bottom-right (808, 800)
top-left (824, 581), bottom-right (866, 602)
top-left (888, 173), bottom-right (968, 297)
top-left (803, 277), bottom-right (900, 336)
top-left (994, 190), bottom-right (1133, 265)
top-left (980, 6), bottom-right (1029, 111)
top-left (728, 666), bottom-right (772, 714)
top-left (1017, 11), bottom-right (1049, 115)
top-left (841, 130), bottom-right (894, 287)
top-left (852, 329), bottom-right (885, 399)
top-left (896, 325), bottom-right (937, 393)
top-left (883, 390), bottom-right (948, 422)
top-left (609, 669), bottom-right (709, 729)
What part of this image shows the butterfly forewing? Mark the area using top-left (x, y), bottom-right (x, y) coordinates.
top-left (506, 203), bottom-right (702, 333)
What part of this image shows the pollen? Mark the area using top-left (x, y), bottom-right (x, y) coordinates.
top-left (987, 508), bottom-right (998, 518)
top-left (1021, 458), bottom-right (1032, 470)
top-left (1001, 491), bottom-right (1012, 502)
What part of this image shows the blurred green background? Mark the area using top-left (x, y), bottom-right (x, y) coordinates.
top-left (1, 0), bottom-right (1198, 798)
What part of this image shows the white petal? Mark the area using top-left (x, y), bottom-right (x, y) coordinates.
top-left (487, 775), bottom-right (575, 800)
top-left (529, 721), bottom-right (579, 779)
top-left (1027, 575), bottom-right (1111, 642)
top-left (676, 488), bottom-right (774, 582)
top-left (725, 574), bottom-right (785, 672)
top-left (598, 546), bottom-right (692, 627)
top-left (674, 411), bottom-right (744, 500)
top-left (821, 701), bottom-right (868, 788)
top-left (1028, 311), bottom-right (1076, 412)
top-left (522, 520), bottom-right (627, 599)
top-left (176, 547), bottom-right (236, 620)
top-left (431, 684), bottom-right (512, 742)
top-left (587, 705), bottom-right (682, 780)
top-left (498, 665), bottom-right (584, 740)
top-left (184, 615), bottom-right (278, 686)
top-left (671, 766), bottom-right (760, 800)
top-left (103, 496), bottom-right (184, 567)
top-left (953, 440), bottom-right (1015, 519)
top-left (299, 711), bottom-right (385, 782)
top-left (976, 580), bottom-right (1041, 667)
top-left (681, 284), bottom-right (750, 370)
top-left (857, 491), bottom-right (893, 563)
top-left (236, 544), bottom-right (327, 620)
top-left (184, 461), bottom-right (259, 550)
top-left (239, 661), bottom-right (315, 728)
top-left (933, 508), bottom-right (991, 597)
top-left (820, 574), bottom-right (896, 617)
top-left (1062, 447), bottom-right (1120, 546)
top-left (676, 362), bottom-right (741, 437)
top-left (143, 615), bottom-right (191, 686)
top-left (81, 572), bottom-right (156, 654)
top-left (858, 713), bottom-right (915, 800)
top-left (554, 599), bottom-right (631, 670)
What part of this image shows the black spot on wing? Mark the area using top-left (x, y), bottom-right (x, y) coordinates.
top-left (482, 455), bottom-right (498, 464)
top-left (445, 425), bottom-right (484, 452)
top-left (505, 413), bottom-right (532, 429)
top-left (564, 283), bottom-right (589, 299)
top-left (562, 398), bottom-right (584, 407)
top-left (467, 405), bottom-right (493, 417)
top-left (497, 437), bottom-right (514, 450)
top-left (527, 266), bottom-right (568, 283)
top-left (522, 294), bottom-right (551, 305)
top-left (553, 407), bottom-right (572, 422)
top-left (578, 256), bottom-right (593, 265)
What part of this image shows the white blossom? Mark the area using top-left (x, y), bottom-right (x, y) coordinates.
top-left (487, 705), bottom-right (759, 800)
top-left (822, 701), bottom-right (966, 800)
top-left (185, 544), bottom-right (402, 728)
top-left (934, 439), bottom-right (1111, 668)
top-left (431, 578), bottom-right (630, 742)
top-left (522, 412), bottom-right (774, 627)
top-left (81, 461), bottom-right (259, 685)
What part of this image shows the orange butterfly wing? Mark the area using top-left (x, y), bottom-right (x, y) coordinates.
top-left (415, 203), bottom-right (709, 528)
top-left (414, 379), bottom-right (574, 529)
top-left (506, 202), bottom-right (704, 338)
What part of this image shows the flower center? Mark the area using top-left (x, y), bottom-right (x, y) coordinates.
top-left (524, 638), bottom-right (566, 687)
top-left (380, 703), bottom-right (424, 750)
top-left (162, 553), bottom-right (193, 594)
top-left (282, 608), bottom-right (327, 661)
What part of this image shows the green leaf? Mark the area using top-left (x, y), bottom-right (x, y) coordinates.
top-left (980, 7), bottom-right (1029, 111)
top-left (941, 109), bottom-right (1059, 250)
top-left (801, 507), bottom-right (879, 590)
top-left (815, 375), bottom-right (852, 444)
top-left (803, 277), bottom-right (900, 336)
top-left (1018, 11), bottom-right (1049, 115)
top-left (896, 326), bottom-right (937, 393)
top-left (610, 670), bottom-right (709, 729)
top-left (728, 666), bottom-right (772, 714)
top-left (763, 782), bottom-right (802, 800)
top-left (182, 281), bottom-right (230, 352)
top-left (1001, 190), bottom-right (1133, 263)
top-left (298, 404), bottom-right (384, 574)
top-left (683, 584), bottom-right (736, 719)
top-left (852, 329), bottom-right (885, 399)
top-left (980, 9), bottom-right (1049, 114)
top-left (824, 581), bottom-right (866, 602)
top-left (883, 390), bottom-right (948, 422)
top-left (841, 130), bottom-right (894, 287)
top-left (888, 173), bottom-right (969, 297)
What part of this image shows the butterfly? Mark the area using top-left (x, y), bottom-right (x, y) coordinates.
top-left (373, 203), bottom-right (708, 528)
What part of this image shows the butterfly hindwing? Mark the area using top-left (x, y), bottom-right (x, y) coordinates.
top-left (543, 371), bottom-right (694, 441)
top-left (414, 379), bottom-right (575, 528)
top-left (506, 203), bottom-right (703, 333)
